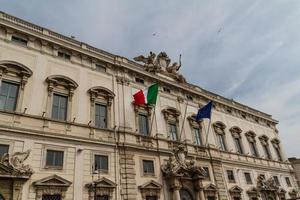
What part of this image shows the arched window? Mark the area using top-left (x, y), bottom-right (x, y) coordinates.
top-left (162, 107), bottom-right (181, 141)
top-left (230, 127), bottom-right (244, 154)
top-left (212, 122), bottom-right (227, 151)
top-left (0, 60), bottom-right (33, 112)
top-left (46, 75), bottom-right (78, 121)
top-left (245, 131), bottom-right (259, 157)
top-left (259, 135), bottom-right (272, 160)
top-left (88, 86), bottom-right (114, 129)
top-left (271, 138), bottom-right (283, 161)
top-left (187, 114), bottom-right (203, 146)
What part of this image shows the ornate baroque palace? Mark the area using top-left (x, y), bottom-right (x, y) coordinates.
top-left (0, 11), bottom-right (298, 200)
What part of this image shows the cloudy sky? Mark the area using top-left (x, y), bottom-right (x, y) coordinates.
top-left (1, 0), bottom-right (299, 157)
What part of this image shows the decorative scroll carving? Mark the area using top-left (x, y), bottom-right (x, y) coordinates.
top-left (134, 51), bottom-right (186, 83)
top-left (161, 144), bottom-right (206, 179)
top-left (0, 150), bottom-right (33, 177)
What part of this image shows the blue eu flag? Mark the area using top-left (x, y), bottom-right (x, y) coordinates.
top-left (196, 101), bottom-right (212, 121)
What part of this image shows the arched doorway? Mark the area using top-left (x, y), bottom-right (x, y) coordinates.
top-left (180, 188), bottom-right (193, 200)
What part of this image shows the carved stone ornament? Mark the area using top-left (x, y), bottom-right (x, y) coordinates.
top-left (85, 177), bottom-right (116, 200)
top-left (257, 175), bottom-right (279, 192)
top-left (139, 180), bottom-right (162, 199)
top-left (134, 51), bottom-right (186, 83)
top-left (161, 144), bottom-right (206, 179)
top-left (0, 149), bottom-right (33, 177)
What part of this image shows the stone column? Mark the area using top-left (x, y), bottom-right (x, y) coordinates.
top-left (173, 187), bottom-right (181, 200)
top-left (168, 177), bottom-right (182, 200)
top-left (193, 177), bottom-right (205, 200)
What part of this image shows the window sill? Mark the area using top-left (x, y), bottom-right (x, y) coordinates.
top-left (143, 173), bottom-right (155, 177)
top-left (93, 170), bottom-right (109, 174)
top-left (44, 166), bottom-right (63, 170)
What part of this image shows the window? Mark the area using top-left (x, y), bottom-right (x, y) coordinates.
top-left (203, 167), bottom-right (210, 180)
top-left (0, 144), bottom-right (9, 157)
top-left (95, 104), bottom-right (107, 128)
top-left (52, 94), bottom-right (68, 121)
top-left (146, 197), bottom-right (157, 200)
top-left (218, 134), bottom-right (227, 151)
top-left (274, 147), bottom-right (282, 161)
top-left (273, 176), bottom-right (280, 186)
top-left (42, 194), bottom-right (62, 200)
top-left (94, 155), bottom-right (108, 172)
top-left (0, 81), bottom-right (19, 111)
top-left (96, 195), bottom-right (109, 200)
top-left (249, 141), bottom-right (259, 157)
top-left (135, 77), bottom-right (144, 84)
top-left (169, 123), bottom-right (178, 141)
top-left (11, 35), bottom-right (28, 46)
top-left (234, 137), bottom-right (243, 154)
top-left (272, 139), bottom-right (283, 161)
top-left (244, 172), bottom-right (252, 184)
top-left (139, 114), bottom-right (149, 135)
top-left (57, 51), bottom-right (71, 60)
top-left (263, 145), bottom-right (272, 159)
top-left (45, 150), bottom-right (64, 168)
top-left (143, 160), bottom-right (154, 175)
top-left (193, 128), bottom-right (202, 146)
top-left (207, 197), bottom-right (215, 200)
top-left (95, 64), bottom-right (107, 72)
top-left (285, 177), bottom-right (292, 187)
top-left (186, 95), bottom-right (193, 101)
top-left (163, 87), bottom-right (171, 93)
top-left (227, 170), bottom-right (235, 183)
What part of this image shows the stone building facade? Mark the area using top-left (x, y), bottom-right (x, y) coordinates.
top-left (289, 158), bottom-right (300, 188)
top-left (0, 11), bottom-right (298, 200)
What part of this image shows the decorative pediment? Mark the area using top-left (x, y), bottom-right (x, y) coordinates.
top-left (162, 107), bottom-right (181, 119)
top-left (288, 189), bottom-right (298, 198)
top-left (0, 60), bottom-right (33, 77)
top-left (271, 138), bottom-right (280, 145)
top-left (88, 86), bottom-right (115, 105)
top-left (259, 135), bottom-right (269, 142)
top-left (33, 175), bottom-right (72, 187)
top-left (229, 186), bottom-right (243, 193)
top-left (204, 184), bottom-right (217, 191)
top-left (139, 180), bottom-right (162, 199)
top-left (229, 126), bottom-right (242, 134)
top-left (46, 75), bottom-right (78, 89)
top-left (247, 187), bottom-right (259, 197)
top-left (86, 177), bottom-right (116, 189)
top-left (212, 122), bottom-right (226, 135)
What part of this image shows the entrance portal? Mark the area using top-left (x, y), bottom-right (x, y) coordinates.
top-left (180, 189), bottom-right (193, 200)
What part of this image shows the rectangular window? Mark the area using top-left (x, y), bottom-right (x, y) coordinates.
top-left (227, 170), bottom-right (235, 183)
top-left (273, 176), bottom-right (280, 186)
top-left (0, 144), bottom-right (9, 157)
top-left (249, 141), bottom-right (258, 157)
top-left (285, 177), bottom-right (292, 187)
top-left (244, 172), bottom-right (252, 184)
top-left (94, 155), bottom-right (108, 172)
top-left (146, 197), bottom-right (157, 200)
top-left (42, 194), bottom-right (62, 200)
top-left (143, 160), bottom-right (154, 175)
top-left (95, 104), bottom-right (107, 128)
top-left (96, 196), bottom-right (109, 200)
top-left (169, 123), bottom-right (178, 141)
top-left (0, 81), bottom-right (19, 111)
top-left (193, 128), bottom-right (202, 146)
top-left (203, 167), bottom-right (210, 180)
top-left (138, 114), bottom-right (149, 135)
top-left (45, 150), bottom-right (64, 168)
top-left (263, 145), bottom-right (272, 159)
top-left (163, 87), bottom-right (171, 93)
top-left (58, 51), bottom-right (71, 60)
top-left (135, 77), bottom-right (144, 84)
top-left (234, 138), bottom-right (243, 154)
top-left (207, 197), bottom-right (215, 200)
top-left (52, 94), bottom-right (68, 121)
top-left (218, 134), bottom-right (227, 151)
top-left (95, 64), bottom-right (106, 72)
top-left (11, 35), bottom-right (28, 46)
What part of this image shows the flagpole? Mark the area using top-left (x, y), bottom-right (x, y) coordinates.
top-left (149, 105), bottom-right (156, 136)
top-left (179, 101), bottom-right (188, 142)
top-left (204, 118), bottom-right (212, 147)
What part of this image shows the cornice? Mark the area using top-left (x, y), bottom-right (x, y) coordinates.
top-left (0, 11), bottom-right (278, 126)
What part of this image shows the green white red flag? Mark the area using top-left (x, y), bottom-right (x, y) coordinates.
top-left (133, 83), bottom-right (159, 105)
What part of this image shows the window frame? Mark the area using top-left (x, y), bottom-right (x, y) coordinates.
top-left (226, 170), bottom-right (236, 183)
top-left (140, 157), bottom-right (156, 177)
top-left (95, 103), bottom-right (108, 129)
top-left (188, 115), bottom-right (204, 146)
top-left (94, 154), bottom-right (109, 173)
top-left (138, 113), bottom-right (149, 136)
top-left (244, 172), bottom-right (252, 185)
top-left (11, 34), bottom-right (28, 47)
top-left (213, 122), bottom-right (228, 151)
top-left (44, 149), bottom-right (65, 169)
top-left (285, 177), bottom-right (292, 187)
top-left (0, 143), bottom-right (10, 158)
top-left (0, 80), bottom-right (19, 112)
top-left (162, 107), bottom-right (180, 141)
top-left (142, 159), bottom-right (155, 176)
top-left (51, 93), bottom-right (68, 121)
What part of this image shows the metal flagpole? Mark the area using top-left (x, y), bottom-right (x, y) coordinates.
top-left (179, 101), bottom-right (188, 142)
top-left (149, 105), bottom-right (156, 136)
top-left (204, 118), bottom-right (212, 147)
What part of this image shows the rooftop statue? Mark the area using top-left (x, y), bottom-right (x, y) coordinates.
top-left (134, 51), bottom-right (186, 83)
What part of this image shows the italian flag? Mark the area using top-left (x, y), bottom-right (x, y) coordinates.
top-left (133, 83), bottom-right (159, 105)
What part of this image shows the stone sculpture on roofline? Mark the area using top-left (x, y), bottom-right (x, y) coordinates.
top-left (134, 51), bottom-right (187, 83)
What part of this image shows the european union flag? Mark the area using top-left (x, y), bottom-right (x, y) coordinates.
top-left (196, 101), bottom-right (213, 121)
